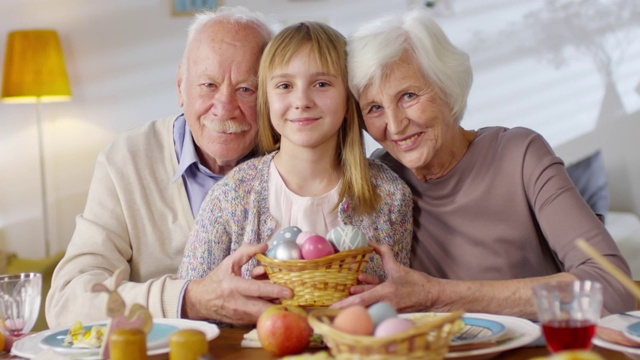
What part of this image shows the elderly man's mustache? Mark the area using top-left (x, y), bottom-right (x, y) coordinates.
top-left (203, 119), bottom-right (250, 134)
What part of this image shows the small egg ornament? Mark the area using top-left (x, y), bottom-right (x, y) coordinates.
top-left (272, 226), bottom-right (303, 247)
top-left (300, 235), bottom-right (335, 260)
top-left (326, 225), bottom-right (367, 251)
top-left (273, 241), bottom-right (303, 261)
top-left (374, 317), bottom-right (414, 338)
top-left (295, 231), bottom-right (316, 246)
top-left (266, 245), bottom-right (278, 259)
top-left (367, 302), bottom-right (398, 328)
top-left (332, 306), bottom-right (374, 336)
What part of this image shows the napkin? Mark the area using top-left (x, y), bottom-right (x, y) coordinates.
top-left (241, 329), bottom-right (261, 348)
top-left (596, 325), bottom-right (640, 347)
top-left (594, 313), bottom-right (640, 348)
top-left (242, 328), bottom-right (325, 348)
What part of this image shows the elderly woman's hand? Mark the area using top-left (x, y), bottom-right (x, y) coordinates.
top-left (331, 244), bottom-right (440, 313)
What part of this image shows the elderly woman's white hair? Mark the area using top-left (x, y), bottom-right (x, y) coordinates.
top-left (347, 9), bottom-right (473, 124)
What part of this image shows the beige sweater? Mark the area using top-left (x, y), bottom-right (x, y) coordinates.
top-left (46, 116), bottom-right (193, 328)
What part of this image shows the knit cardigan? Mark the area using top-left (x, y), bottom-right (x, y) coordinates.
top-left (179, 152), bottom-right (413, 280)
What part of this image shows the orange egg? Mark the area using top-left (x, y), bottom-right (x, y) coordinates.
top-left (332, 306), bottom-right (374, 336)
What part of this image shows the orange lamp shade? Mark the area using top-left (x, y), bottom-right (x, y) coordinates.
top-left (2, 29), bottom-right (72, 103)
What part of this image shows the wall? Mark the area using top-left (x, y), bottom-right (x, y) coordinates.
top-left (0, 0), bottom-right (638, 258)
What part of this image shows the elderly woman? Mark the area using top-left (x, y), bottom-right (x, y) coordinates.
top-left (333, 9), bottom-right (634, 318)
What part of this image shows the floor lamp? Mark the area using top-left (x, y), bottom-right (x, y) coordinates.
top-left (1, 29), bottom-right (72, 257)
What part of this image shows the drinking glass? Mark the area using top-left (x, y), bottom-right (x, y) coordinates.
top-left (0, 272), bottom-right (42, 336)
top-left (532, 280), bottom-right (602, 353)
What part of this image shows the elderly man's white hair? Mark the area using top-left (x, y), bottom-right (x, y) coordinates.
top-left (180, 6), bottom-right (275, 82)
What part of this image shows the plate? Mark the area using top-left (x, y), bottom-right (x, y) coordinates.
top-left (451, 316), bottom-right (507, 345)
top-left (593, 310), bottom-right (640, 360)
top-left (39, 322), bottom-right (178, 356)
top-left (12, 318), bottom-right (220, 360)
top-left (625, 320), bottom-right (640, 343)
top-left (444, 313), bottom-right (540, 360)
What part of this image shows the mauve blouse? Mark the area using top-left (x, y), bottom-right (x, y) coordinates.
top-left (372, 126), bottom-right (635, 313)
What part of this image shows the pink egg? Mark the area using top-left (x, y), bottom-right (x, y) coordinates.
top-left (374, 317), bottom-right (414, 338)
top-left (296, 231), bottom-right (316, 245)
top-left (300, 235), bottom-right (335, 260)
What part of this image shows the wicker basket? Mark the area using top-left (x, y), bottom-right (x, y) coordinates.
top-left (307, 309), bottom-right (464, 360)
top-left (255, 246), bottom-right (373, 307)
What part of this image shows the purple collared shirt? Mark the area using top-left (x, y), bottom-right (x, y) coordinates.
top-left (173, 114), bottom-right (224, 318)
top-left (172, 114), bottom-right (224, 218)
top-left (172, 114), bottom-right (255, 318)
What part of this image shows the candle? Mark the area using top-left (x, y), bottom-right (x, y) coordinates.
top-left (169, 329), bottom-right (208, 360)
top-left (109, 328), bottom-right (147, 360)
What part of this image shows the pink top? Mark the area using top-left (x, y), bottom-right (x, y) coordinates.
top-left (268, 161), bottom-right (342, 239)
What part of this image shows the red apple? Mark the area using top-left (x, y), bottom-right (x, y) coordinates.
top-left (256, 305), bottom-right (312, 356)
top-left (300, 235), bottom-right (335, 260)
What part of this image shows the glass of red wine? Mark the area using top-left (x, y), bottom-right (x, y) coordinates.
top-left (533, 280), bottom-right (603, 353)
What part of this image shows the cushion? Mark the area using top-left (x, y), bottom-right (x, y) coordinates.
top-left (565, 150), bottom-right (610, 219)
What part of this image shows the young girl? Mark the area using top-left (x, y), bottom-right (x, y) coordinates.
top-left (178, 21), bottom-right (412, 281)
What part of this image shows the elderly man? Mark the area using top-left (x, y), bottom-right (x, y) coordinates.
top-left (46, 7), bottom-right (291, 328)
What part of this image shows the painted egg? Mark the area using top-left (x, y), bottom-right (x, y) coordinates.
top-left (332, 306), bottom-right (373, 336)
top-left (367, 302), bottom-right (398, 328)
top-left (326, 225), bottom-right (367, 251)
top-left (300, 235), bottom-right (335, 260)
top-left (295, 231), bottom-right (316, 246)
top-left (374, 317), bottom-right (414, 338)
top-left (271, 226), bottom-right (303, 247)
top-left (273, 241), bottom-right (303, 261)
top-left (266, 245), bottom-right (278, 258)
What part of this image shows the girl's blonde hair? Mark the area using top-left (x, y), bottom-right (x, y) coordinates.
top-left (257, 21), bottom-right (378, 215)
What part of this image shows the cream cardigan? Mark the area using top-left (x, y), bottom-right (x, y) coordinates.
top-left (46, 116), bottom-right (193, 328)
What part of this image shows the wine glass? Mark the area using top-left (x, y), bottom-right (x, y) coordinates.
top-left (0, 272), bottom-right (42, 337)
top-left (533, 280), bottom-right (602, 353)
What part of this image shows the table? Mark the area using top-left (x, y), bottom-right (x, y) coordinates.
top-left (1, 327), bottom-right (630, 359)
top-left (205, 328), bottom-right (630, 360)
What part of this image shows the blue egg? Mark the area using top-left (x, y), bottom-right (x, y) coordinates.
top-left (266, 246), bottom-right (278, 258)
top-left (367, 301), bottom-right (398, 328)
top-left (272, 226), bottom-right (303, 247)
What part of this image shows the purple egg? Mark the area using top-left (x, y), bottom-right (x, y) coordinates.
top-left (374, 317), bottom-right (414, 338)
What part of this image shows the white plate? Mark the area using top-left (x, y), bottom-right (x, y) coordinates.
top-left (451, 316), bottom-right (507, 345)
top-left (444, 313), bottom-right (540, 360)
top-left (11, 318), bottom-right (220, 359)
top-left (399, 313), bottom-right (507, 347)
top-left (593, 310), bottom-right (640, 360)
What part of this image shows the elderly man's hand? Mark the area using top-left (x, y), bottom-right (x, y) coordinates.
top-left (330, 244), bottom-right (438, 313)
top-left (182, 242), bottom-right (292, 325)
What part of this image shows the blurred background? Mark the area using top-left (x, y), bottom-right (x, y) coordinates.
top-left (1, 0), bottom-right (639, 259)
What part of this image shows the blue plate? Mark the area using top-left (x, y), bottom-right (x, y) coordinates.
top-left (451, 316), bottom-right (507, 345)
top-left (39, 322), bottom-right (178, 355)
top-left (623, 320), bottom-right (640, 343)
